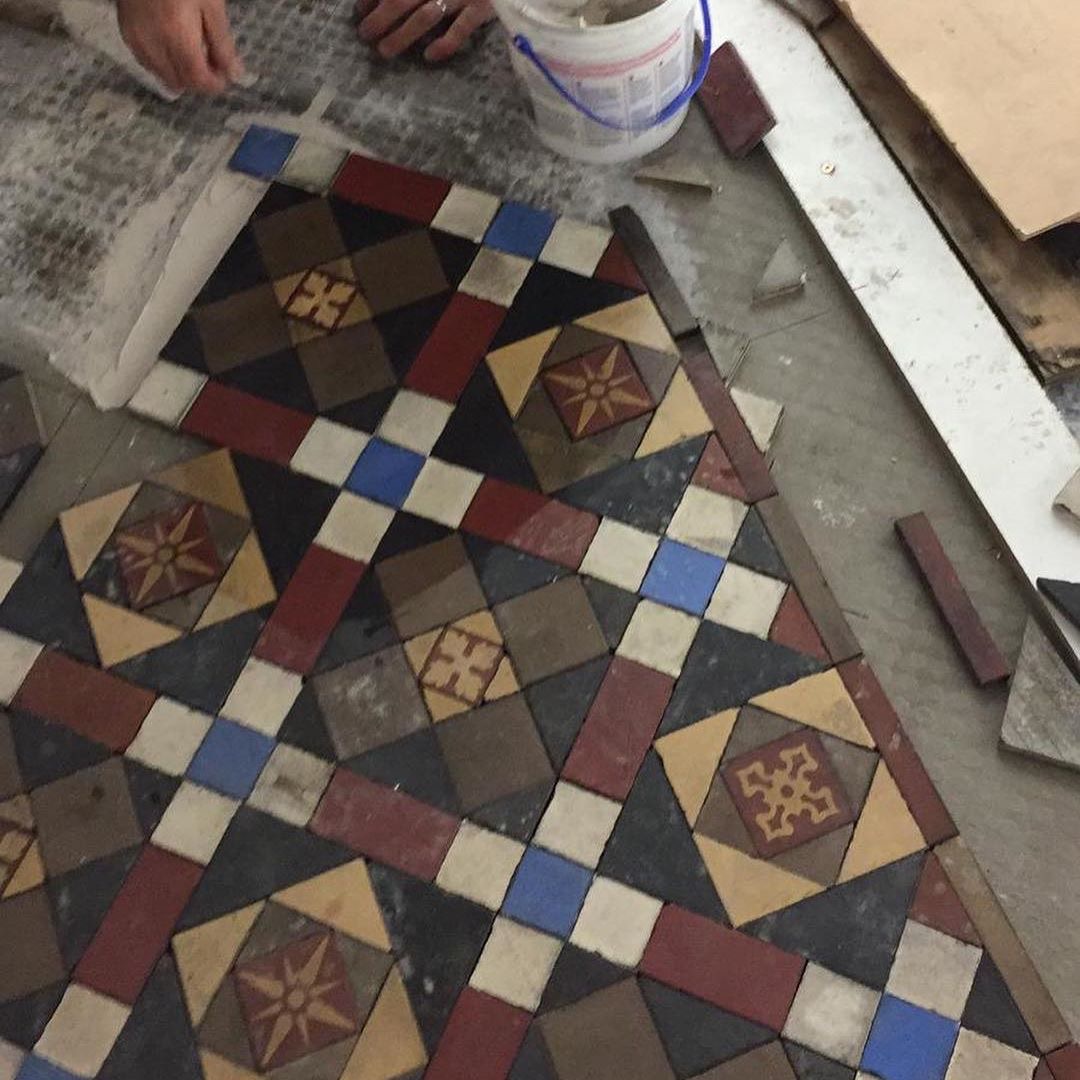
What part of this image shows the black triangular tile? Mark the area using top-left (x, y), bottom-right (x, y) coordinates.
top-left (177, 806), bottom-right (352, 929)
top-left (0, 980), bottom-right (66, 1049)
top-left (525, 656), bottom-right (609, 769)
top-left (193, 223), bottom-right (268, 305)
top-left (783, 1041), bottom-right (856, 1079)
top-left (328, 193), bottom-right (414, 251)
top-left (98, 956), bottom-right (203, 1080)
top-left (464, 535), bottom-right (568, 606)
top-left (371, 512), bottom-right (452, 564)
top-left (345, 727), bottom-right (460, 814)
top-left (598, 752), bottom-right (727, 921)
top-left (660, 622), bottom-right (824, 737)
top-left (961, 953), bottom-right (1038, 1055)
top-left (729, 506), bottom-right (789, 582)
top-left (583, 578), bottom-right (638, 650)
top-left (369, 863), bottom-right (494, 1053)
top-left (255, 182), bottom-right (319, 220)
top-left (510, 1024), bottom-right (558, 1079)
top-left (113, 609), bottom-right (266, 715)
top-left (1037, 578), bottom-right (1080, 633)
top-left (0, 444), bottom-right (42, 516)
top-left (747, 854), bottom-right (924, 990)
top-left (558, 437), bottom-right (707, 533)
top-left (313, 574), bottom-right (398, 676)
top-left (372, 294), bottom-right (453, 382)
top-left (0, 525), bottom-right (97, 662)
top-left (123, 759), bottom-right (181, 837)
top-left (539, 943), bottom-right (627, 1014)
top-left (214, 348), bottom-right (316, 414)
top-left (10, 709), bottom-right (110, 789)
top-left (641, 978), bottom-right (773, 1078)
top-left (325, 387), bottom-right (399, 434)
top-left (430, 229), bottom-right (480, 290)
top-left (161, 314), bottom-right (206, 373)
top-left (471, 780), bottom-right (556, 843)
top-left (277, 683), bottom-right (337, 759)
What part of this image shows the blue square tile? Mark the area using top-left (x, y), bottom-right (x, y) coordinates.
top-left (483, 202), bottom-right (557, 259)
top-left (640, 539), bottom-right (725, 616)
top-left (502, 846), bottom-right (592, 937)
top-left (229, 125), bottom-right (298, 180)
top-left (345, 438), bottom-right (426, 508)
top-left (860, 995), bottom-right (959, 1080)
top-left (17, 1057), bottom-right (80, 1080)
top-left (186, 717), bottom-right (275, 799)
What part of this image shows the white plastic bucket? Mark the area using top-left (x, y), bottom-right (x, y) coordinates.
top-left (493, 0), bottom-right (712, 163)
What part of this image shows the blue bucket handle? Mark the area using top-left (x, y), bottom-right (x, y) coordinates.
top-left (511, 0), bottom-right (711, 132)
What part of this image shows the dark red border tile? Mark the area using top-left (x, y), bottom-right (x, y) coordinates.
top-left (331, 153), bottom-right (451, 224)
top-left (593, 234), bottom-right (646, 293)
top-left (1038, 1060), bottom-right (1057, 1080)
top-left (697, 42), bottom-right (776, 158)
top-left (310, 768), bottom-right (460, 880)
top-left (254, 545), bottom-right (366, 674)
top-left (909, 851), bottom-right (981, 946)
top-left (692, 435), bottom-right (749, 502)
top-left (181, 382), bottom-right (313, 466)
top-left (1048, 1044), bottom-right (1080, 1080)
top-left (425, 988), bottom-right (530, 1080)
top-left (769, 587), bottom-right (830, 665)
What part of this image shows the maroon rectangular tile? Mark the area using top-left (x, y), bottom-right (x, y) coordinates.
top-left (404, 293), bottom-right (506, 403)
top-left (593, 234), bottom-right (646, 293)
top-left (1048, 1044), bottom-right (1080, 1079)
top-left (838, 657), bottom-right (956, 845)
top-left (310, 768), bottom-right (460, 881)
top-left (697, 41), bottom-right (776, 158)
top-left (640, 904), bottom-right (805, 1031)
top-left (181, 382), bottom-right (313, 466)
top-left (425, 988), bottom-right (530, 1080)
top-left (561, 656), bottom-right (675, 799)
top-left (461, 479), bottom-right (599, 570)
top-left (74, 843), bottom-right (202, 1004)
top-left (331, 153), bottom-right (451, 224)
top-left (254, 545), bottom-right (366, 674)
top-left (894, 512), bottom-right (1011, 685)
top-left (13, 650), bottom-right (155, 752)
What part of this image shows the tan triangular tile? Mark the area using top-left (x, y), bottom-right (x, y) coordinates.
top-left (656, 710), bottom-right (738, 826)
top-left (273, 860), bottom-right (390, 951)
top-left (195, 532), bottom-right (277, 631)
top-left (84, 595), bottom-right (182, 668)
top-left (575, 295), bottom-right (677, 355)
top-left (425, 688), bottom-right (467, 721)
top-left (273, 272), bottom-right (306, 307)
top-left (636, 368), bottom-right (712, 458)
top-left (486, 328), bottom-right (560, 417)
top-left (59, 484), bottom-right (139, 581)
top-left (455, 610), bottom-right (502, 644)
top-left (0, 793), bottom-right (32, 829)
top-left (154, 450), bottom-right (250, 519)
top-left (838, 761), bottom-right (925, 883)
top-left (200, 1051), bottom-right (262, 1080)
top-left (404, 629), bottom-right (441, 675)
top-left (341, 968), bottom-right (427, 1080)
top-left (3, 839), bottom-right (44, 897)
top-left (485, 656), bottom-right (519, 700)
top-left (750, 669), bottom-right (875, 748)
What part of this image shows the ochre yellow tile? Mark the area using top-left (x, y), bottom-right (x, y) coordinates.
top-left (455, 610), bottom-right (502, 644)
top-left (272, 272), bottom-right (306, 307)
top-left (486, 327), bottom-right (560, 417)
top-left (59, 484), bottom-right (139, 581)
top-left (173, 901), bottom-right (264, 1026)
top-left (750, 669), bottom-right (875, 748)
top-left (3, 839), bottom-right (44, 897)
top-left (83, 595), bottom-right (182, 668)
top-left (200, 1051), bottom-right (262, 1080)
top-left (0, 793), bottom-right (32, 829)
top-left (195, 533), bottom-right (276, 631)
top-left (341, 968), bottom-right (427, 1080)
top-left (404, 629), bottom-right (441, 675)
top-left (656, 709), bottom-right (738, 826)
top-left (636, 368), bottom-right (712, 458)
top-left (575, 295), bottom-right (677, 355)
top-left (154, 450), bottom-right (250, 520)
top-left (424, 688), bottom-right (467, 721)
top-left (696, 833), bottom-right (823, 926)
top-left (273, 860), bottom-right (390, 951)
top-left (838, 761), bottom-right (925, 883)
top-left (485, 656), bottom-right (519, 701)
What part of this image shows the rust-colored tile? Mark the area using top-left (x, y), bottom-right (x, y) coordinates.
top-left (697, 42), bottom-right (777, 158)
top-left (1048, 1044), bottom-right (1080, 1080)
top-left (692, 435), bottom-right (749, 501)
top-left (593, 234), bottom-right (646, 292)
top-left (697, 1042), bottom-right (796, 1080)
top-left (768, 587), bottom-right (830, 665)
top-left (909, 851), bottom-right (981, 946)
top-left (332, 154), bottom-right (451, 224)
top-left (424, 988), bottom-right (530, 1080)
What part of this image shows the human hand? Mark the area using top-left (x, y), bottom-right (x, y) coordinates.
top-left (117, 0), bottom-right (245, 94)
top-left (356, 0), bottom-right (493, 63)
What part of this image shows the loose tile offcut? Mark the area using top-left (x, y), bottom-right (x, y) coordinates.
top-left (1, 132), bottom-right (1065, 1080)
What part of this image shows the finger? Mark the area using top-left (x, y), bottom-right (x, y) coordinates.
top-left (378, 0), bottom-right (450, 57)
top-left (167, 24), bottom-right (227, 93)
top-left (201, 1), bottom-right (243, 80)
top-left (424, 0), bottom-right (491, 60)
top-left (355, 0), bottom-right (378, 22)
top-left (359, 0), bottom-right (423, 41)
top-left (132, 37), bottom-right (187, 92)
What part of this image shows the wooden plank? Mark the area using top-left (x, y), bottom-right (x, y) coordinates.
top-left (817, 18), bottom-right (1080, 384)
top-left (835, 0), bottom-right (1080, 239)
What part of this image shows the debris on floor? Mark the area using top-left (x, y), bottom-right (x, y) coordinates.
top-left (1053, 468), bottom-right (1080, 522)
top-left (731, 385), bottom-right (784, 455)
top-left (769, 0), bottom-right (836, 28)
top-left (701, 320), bottom-right (751, 384)
top-left (696, 41), bottom-right (777, 159)
top-left (0, 369), bottom-right (45, 515)
top-left (752, 238), bottom-right (807, 304)
top-left (1037, 578), bottom-right (1080, 635)
top-left (633, 158), bottom-right (717, 193)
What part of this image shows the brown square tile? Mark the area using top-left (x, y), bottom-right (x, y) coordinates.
top-left (0, 795), bottom-right (34, 892)
top-left (30, 757), bottom-right (142, 877)
top-left (698, 1042), bottom-right (796, 1079)
top-left (435, 694), bottom-right (553, 813)
top-left (252, 198), bottom-right (348, 278)
top-left (0, 375), bottom-right (43, 456)
top-left (298, 321), bottom-right (396, 411)
top-left (720, 706), bottom-right (799, 765)
top-left (540, 979), bottom-right (675, 1080)
top-left (696, 771), bottom-right (755, 853)
top-left (376, 535), bottom-right (487, 639)
top-left (194, 285), bottom-right (293, 373)
top-left (352, 230), bottom-right (449, 315)
top-left (0, 713), bottom-right (21, 799)
top-left (0, 889), bottom-right (64, 1002)
top-left (495, 577), bottom-right (608, 685)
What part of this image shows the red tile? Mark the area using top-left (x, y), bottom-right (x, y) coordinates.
top-left (562, 657), bottom-right (674, 799)
top-left (331, 154), bottom-right (451, 224)
top-left (425, 988), bottom-right (530, 1080)
top-left (1037, 1061), bottom-right (1056, 1080)
top-left (181, 382), bottom-right (313, 466)
top-left (310, 768), bottom-right (460, 880)
top-left (838, 657), bottom-right (957, 845)
top-left (75, 844), bottom-right (202, 1004)
top-left (254, 545), bottom-right (365, 674)
top-left (682, 343), bottom-right (776, 503)
top-left (1049, 1045), bottom-right (1080, 1080)
top-left (404, 293), bottom-right (506, 402)
top-left (692, 435), bottom-right (748, 501)
top-left (697, 42), bottom-right (776, 158)
top-left (769, 587), bottom-right (830, 665)
top-left (14, 650), bottom-right (155, 752)
top-left (640, 904), bottom-right (804, 1031)
top-left (909, 851), bottom-right (981, 946)
top-left (593, 234), bottom-right (646, 292)
top-left (460, 479), bottom-right (599, 569)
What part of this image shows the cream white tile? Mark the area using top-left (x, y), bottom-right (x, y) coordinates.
top-left (616, 599), bottom-right (699, 677)
top-left (569, 877), bottom-right (662, 968)
top-left (459, 247), bottom-right (533, 307)
top-left (316, 491), bottom-right (395, 562)
top-left (732, 386), bottom-right (784, 453)
top-left (783, 963), bottom-right (880, 1068)
top-left (579, 518), bottom-right (659, 592)
top-left (0, 558), bottom-right (21, 605)
top-left (220, 658), bottom-right (302, 736)
top-left (431, 184), bottom-right (501, 241)
top-left (0, 1037), bottom-right (22, 1080)
top-left (944, 1029), bottom-right (1038, 1080)
top-left (377, 390), bottom-right (454, 456)
top-left (127, 360), bottom-right (206, 427)
top-left (539, 217), bottom-right (612, 277)
top-left (403, 457), bottom-right (483, 528)
top-left (666, 485), bottom-right (748, 557)
top-left (35, 984), bottom-right (130, 1077)
top-left (705, 563), bottom-right (787, 637)
top-left (469, 917), bottom-right (562, 1010)
top-left (436, 822), bottom-right (525, 910)
top-left (247, 743), bottom-right (333, 827)
top-left (290, 418), bottom-right (369, 486)
top-left (534, 782), bottom-right (621, 869)
top-left (0, 629), bottom-right (42, 705)
top-left (886, 920), bottom-right (982, 1020)
top-left (278, 137), bottom-right (347, 192)
top-left (151, 780), bottom-right (238, 864)
top-left (125, 697), bottom-right (213, 776)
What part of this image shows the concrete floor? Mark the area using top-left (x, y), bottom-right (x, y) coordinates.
top-left (1, 92), bottom-right (1078, 1038)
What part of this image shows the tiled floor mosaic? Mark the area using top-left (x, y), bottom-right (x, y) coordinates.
top-left (0, 127), bottom-right (1074, 1080)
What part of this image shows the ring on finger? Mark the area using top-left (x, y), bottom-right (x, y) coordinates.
top-left (432, 0), bottom-right (449, 17)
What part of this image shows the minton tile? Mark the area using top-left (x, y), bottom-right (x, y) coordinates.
top-left (540, 941), bottom-right (626, 1014)
top-left (432, 185), bottom-right (501, 242)
top-left (539, 219), bottom-right (612, 277)
top-left (469, 917), bottom-right (562, 1011)
top-left (667, 484), bottom-right (748, 558)
top-left (277, 137), bottom-right (346, 193)
top-left (0, 890), bottom-right (65, 1004)
top-left (376, 390), bottom-right (454, 456)
top-left (616, 599), bottom-right (699, 678)
top-left (246, 743), bottom-right (333, 828)
top-left (185, 716), bottom-right (275, 799)
top-left (502, 846), bottom-right (592, 939)
top-left (34, 984), bottom-right (130, 1078)
top-left (860, 995), bottom-right (959, 1080)
top-left (578, 516), bottom-right (659, 592)
top-left (425, 987), bottom-right (529, 1080)
top-left (124, 698), bottom-right (213, 776)
top-left (962, 954), bottom-right (1038, 1056)
top-left (533, 782), bottom-right (621, 870)
top-left (783, 963), bottom-right (880, 1068)
top-left (885, 921), bottom-right (981, 1021)
top-left (151, 781), bottom-right (238, 865)
top-left (569, 877), bottom-right (661, 968)
top-left (127, 361), bottom-right (207, 428)
top-left (459, 247), bottom-right (533, 307)
top-left (641, 539), bottom-right (726, 616)
top-left (228, 125), bottom-right (297, 179)
top-left (345, 437), bottom-right (425, 508)
top-left (707, 563), bottom-right (787, 638)
top-left (403, 458), bottom-right (483, 528)
top-left (288, 417), bottom-right (369, 486)
top-left (219, 658), bottom-right (301, 737)
top-left (436, 821), bottom-right (525, 910)
top-left (346, 726), bottom-right (459, 814)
